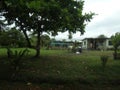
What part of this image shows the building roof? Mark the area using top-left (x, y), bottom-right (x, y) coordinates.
top-left (82, 37), bottom-right (110, 41)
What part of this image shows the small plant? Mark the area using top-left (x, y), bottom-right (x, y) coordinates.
top-left (100, 55), bottom-right (109, 71)
top-left (71, 46), bottom-right (77, 53)
top-left (7, 48), bottom-right (30, 78)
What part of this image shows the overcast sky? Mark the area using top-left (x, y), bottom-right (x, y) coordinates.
top-left (54, 0), bottom-right (120, 41)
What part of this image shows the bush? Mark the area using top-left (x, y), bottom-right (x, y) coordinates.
top-left (100, 55), bottom-right (109, 71)
top-left (6, 48), bottom-right (30, 78)
top-left (113, 52), bottom-right (120, 60)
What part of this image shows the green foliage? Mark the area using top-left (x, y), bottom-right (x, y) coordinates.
top-left (0, 49), bottom-right (120, 85)
top-left (100, 55), bottom-right (108, 71)
top-left (0, 28), bottom-right (27, 47)
top-left (30, 34), bottom-right (51, 48)
top-left (40, 34), bottom-right (51, 47)
top-left (6, 48), bottom-right (30, 78)
top-left (111, 32), bottom-right (120, 59)
top-left (0, 19), bottom-right (6, 31)
top-left (98, 34), bottom-right (107, 38)
top-left (111, 32), bottom-right (120, 49)
top-left (0, 0), bottom-right (95, 57)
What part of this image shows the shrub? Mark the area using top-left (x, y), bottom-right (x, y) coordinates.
top-left (100, 55), bottom-right (109, 71)
top-left (6, 48), bottom-right (30, 78)
top-left (113, 52), bottom-right (120, 60)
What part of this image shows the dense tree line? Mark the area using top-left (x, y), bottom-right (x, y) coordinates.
top-left (0, 28), bottom-right (27, 47)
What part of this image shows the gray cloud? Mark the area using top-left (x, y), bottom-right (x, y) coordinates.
top-left (55, 0), bottom-right (120, 40)
top-left (86, 12), bottom-right (120, 37)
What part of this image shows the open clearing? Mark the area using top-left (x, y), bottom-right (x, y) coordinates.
top-left (0, 48), bottom-right (120, 89)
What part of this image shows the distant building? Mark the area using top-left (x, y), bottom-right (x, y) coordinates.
top-left (82, 37), bottom-right (113, 50)
top-left (50, 41), bottom-right (73, 48)
top-left (50, 40), bottom-right (82, 49)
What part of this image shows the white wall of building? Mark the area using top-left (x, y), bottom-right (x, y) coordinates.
top-left (82, 39), bottom-right (88, 49)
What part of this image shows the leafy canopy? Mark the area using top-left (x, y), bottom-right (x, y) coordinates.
top-left (111, 32), bottom-right (120, 48)
top-left (0, 28), bottom-right (27, 47)
top-left (0, 0), bottom-right (95, 57)
top-left (0, 0), bottom-right (95, 36)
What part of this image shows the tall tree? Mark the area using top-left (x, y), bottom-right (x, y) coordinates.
top-left (111, 32), bottom-right (120, 59)
top-left (0, 0), bottom-right (95, 57)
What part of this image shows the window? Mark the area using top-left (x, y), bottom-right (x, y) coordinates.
top-left (84, 41), bottom-right (86, 45)
top-left (108, 40), bottom-right (112, 45)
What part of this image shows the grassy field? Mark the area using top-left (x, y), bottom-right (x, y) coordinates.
top-left (0, 48), bottom-right (120, 89)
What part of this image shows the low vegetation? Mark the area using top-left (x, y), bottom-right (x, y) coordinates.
top-left (0, 48), bottom-right (120, 89)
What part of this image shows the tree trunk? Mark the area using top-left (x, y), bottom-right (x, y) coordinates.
top-left (0, 0), bottom-right (6, 8)
top-left (114, 47), bottom-right (117, 60)
top-left (20, 24), bottom-right (32, 48)
top-left (34, 30), bottom-right (41, 57)
top-left (22, 30), bottom-right (32, 48)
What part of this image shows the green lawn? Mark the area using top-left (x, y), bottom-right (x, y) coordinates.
top-left (0, 48), bottom-right (120, 89)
